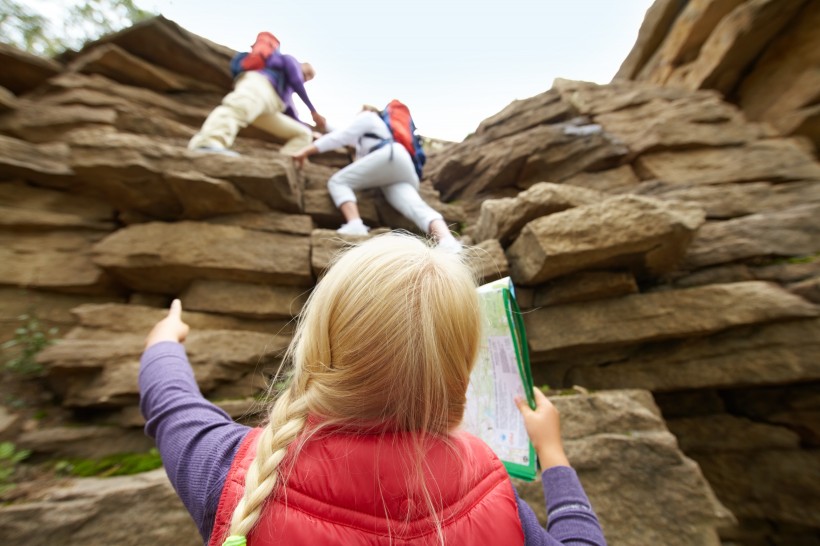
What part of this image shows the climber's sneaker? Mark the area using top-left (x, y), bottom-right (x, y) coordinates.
top-left (192, 146), bottom-right (240, 157)
top-left (337, 222), bottom-right (370, 236)
top-left (437, 237), bottom-right (463, 254)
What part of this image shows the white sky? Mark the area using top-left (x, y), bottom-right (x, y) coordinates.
top-left (34, 0), bottom-right (656, 141)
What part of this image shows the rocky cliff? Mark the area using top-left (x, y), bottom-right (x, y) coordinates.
top-left (615, 0), bottom-right (820, 157)
top-left (0, 10), bottom-right (817, 546)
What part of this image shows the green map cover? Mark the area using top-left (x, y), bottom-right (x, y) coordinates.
top-left (462, 277), bottom-right (537, 481)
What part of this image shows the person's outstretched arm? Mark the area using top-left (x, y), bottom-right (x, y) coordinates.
top-left (514, 388), bottom-right (608, 545)
top-left (140, 300), bottom-right (251, 541)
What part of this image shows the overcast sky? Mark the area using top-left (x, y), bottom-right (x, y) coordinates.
top-left (36, 0), bottom-right (657, 141)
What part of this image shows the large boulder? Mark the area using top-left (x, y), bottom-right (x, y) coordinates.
top-left (507, 195), bottom-right (704, 285)
top-left (514, 390), bottom-right (729, 546)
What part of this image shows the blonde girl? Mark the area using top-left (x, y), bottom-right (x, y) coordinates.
top-left (140, 233), bottom-right (606, 545)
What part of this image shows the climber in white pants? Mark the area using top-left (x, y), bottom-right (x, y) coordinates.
top-left (290, 106), bottom-right (460, 250)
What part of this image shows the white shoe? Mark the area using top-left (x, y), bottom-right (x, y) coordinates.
top-left (437, 237), bottom-right (463, 254)
top-left (336, 222), bottom-right (370, 236)
top-left (193, 146), bottom-right (240, 157)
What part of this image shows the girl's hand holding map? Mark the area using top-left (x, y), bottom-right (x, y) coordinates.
top-left (515, 387), bottom-right (571, 469)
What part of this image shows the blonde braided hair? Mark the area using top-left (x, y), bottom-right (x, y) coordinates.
top-left (220, 233), bottom-right (480, 545)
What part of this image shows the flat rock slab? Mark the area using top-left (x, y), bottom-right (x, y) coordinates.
top-left (430, 120), bottom-right (628, 201)
top-left (92, 221), bottom-right (313, 293)
top-left (631, 180), bottom-right (820, 220)
top-left (568, 318), bottom-right (820, 392)
top-left (39, 327), bottom-right (288, 408)
top-left (525, 281), bottom-right (818, 361)
top-left (0, 469), bottom-right (200, 546)
top-left (85, 15), bottom-right (234, 90)
top-left (635, 139), bottom-right (820, 185)
top-left (0, 135), bottom-right (73, 184)
top-left (0, 231), bottom-right (118, 295)
top-left (181, 279), bottom-right (309, 319)
top-left (507, 195), bottom-right (705, 285)
top-left (0, 43), bottom-right (62, 95)
top-left (683, 203), bottom-right (820, 269)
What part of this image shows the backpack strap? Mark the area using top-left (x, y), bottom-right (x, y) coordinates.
top-left (360, 132), bottom-right (394, 159)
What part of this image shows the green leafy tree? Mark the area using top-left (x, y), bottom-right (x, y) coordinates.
top-left (0, 0), bottom-right (154, 56)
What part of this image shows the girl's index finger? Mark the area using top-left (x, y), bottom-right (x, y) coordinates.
top-left (169, 298), bottom-right (182, 317)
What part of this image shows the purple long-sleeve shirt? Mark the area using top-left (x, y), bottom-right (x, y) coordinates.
top-left (259, 53), bottom-right (316, 122)
top-left (139, 342), bottom-right (607, 546)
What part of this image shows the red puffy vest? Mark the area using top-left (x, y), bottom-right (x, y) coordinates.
top-left (209, 427), bottom-right (525, 546)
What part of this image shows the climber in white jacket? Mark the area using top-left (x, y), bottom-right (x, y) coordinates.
top-left (291, 106), bottom-right (461, 251)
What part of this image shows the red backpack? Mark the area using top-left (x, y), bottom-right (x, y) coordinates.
top-left (234, 32), bottom-right (280, 73)
top-left (364, 100), bottom-right (427, 178)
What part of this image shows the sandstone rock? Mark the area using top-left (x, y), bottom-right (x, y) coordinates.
top-left (40, 72), bottom-right (211, 128)
top-left (69, 43), bottom-right (223, 93)
top-left (0, 86), bottom-right (18, 111)
top-left (554, 78), bottom-right (699, 116)
top-left (666, 414), bottom-right (801, 453)
top-left (0, 43), bottom-right (62, 95)
top-left (187, 152), bottom-right (303, 214)
top-left (751, 259), bottom-right (820, 284)
top-left (0, 135), bottom-right (73, 184)
top-left (693, 449), bottom-right (820, 527)
top-left (0, 406), bottom-right (21, 441)
top-left (69, 303), bottom-right (292, 337)
top-left (92, 221), bottom-right (313, 293)
top-left (533, 271), bottom-right (638, 307)
top-left (683, 203), bottom-right (820, 269)
top-left (670, 263), bottom-right (753, 288)
top-left (507, 195), bottom-right (704, 285)
top-left (0, 100), bottom-right (118, 143)
top-left (0, 231), bottom-right (118, 295)
top-left (84, 15), bottom-right (234, 90)
top-left (634, 0), bottom-right (747, 85)
top-left (595, 93), bottom-right (770, 155)
top-left (526, 281), bottom-right (818, 361)
top-left (17, 425), bottom-right (154, 459)
top-left (473, 89), bottom-right (574, 141)
top-left (0, 288), bottom-right (122, 343)
top-left (563, 165), bottom-right (640, 193)
top-left (206, 211), bottom-right (314, 236)
top-left (0, 181), bottom-right (115, 231)
top-left (181, 279), bottom-right (308, 319)
top-left (430, 119), bottom-right (628, 201)
top-left (789, 276), bottom-right (820, 304)
top-left (631, 180), bottom-right (820, 219)
top-left (473, 182), bottom-right (602, 244)
top-left (514, 390), bottom-right (728, 546)
top-left (737, 1), bottom-right (820, 125)
top-left (568, 317), bottom-right (820, 392)
top-left (0, 469), bottom-right (201, 546)
top-left (771, 104), bottom-right (820, 155)
top-left (614, 0), bottom-right (692, 80)
top-left (40, 327), bottom-right (287, 408)
top-left (634, 139), bottom-right (820, 185)
top-left (164, 170), bottom-right (249, 219)
top-left (62, 130), bottom-right (302, 216)
top-left (665, 0), bottom-right (806, 94)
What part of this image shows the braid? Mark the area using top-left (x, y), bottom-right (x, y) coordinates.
top-left (224, 388), bottom-right (310, 541)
